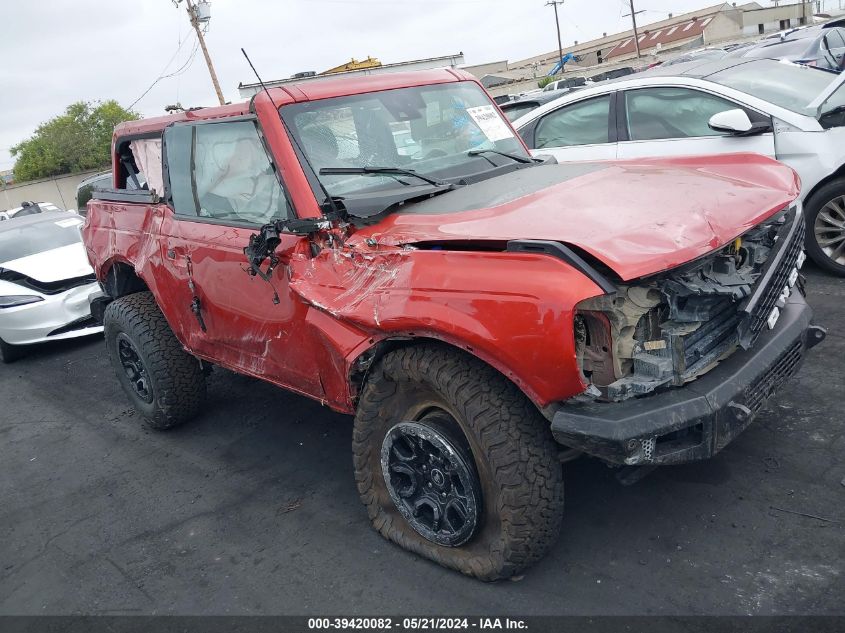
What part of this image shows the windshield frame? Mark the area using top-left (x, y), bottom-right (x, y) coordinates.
top-left (278, 80), bottom-right (532, 212)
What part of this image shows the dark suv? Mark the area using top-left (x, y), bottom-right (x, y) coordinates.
top-left (75, 171), bottom-right (111, 216)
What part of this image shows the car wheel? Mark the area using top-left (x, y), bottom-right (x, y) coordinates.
top-left (805, 178), bottom-right (845, 276)
top-left (103, 291), bottom-right (206, 430)
top-left (353, 344), bottom-right (564, 581)
top-left (0, 337), bottom-right (25, 364)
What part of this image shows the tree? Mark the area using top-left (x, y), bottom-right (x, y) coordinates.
top-left (10, 101), bottom-right (139, 182)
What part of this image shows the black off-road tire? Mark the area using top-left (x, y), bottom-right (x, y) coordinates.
top-left (0, 337), bottom-right (24, 364)
top-left (804, 178), bottom-right (845, 276)
top-left (104, 291), bottom-right (206, 430)
top-left (353, 344), bottom-right (565, 581)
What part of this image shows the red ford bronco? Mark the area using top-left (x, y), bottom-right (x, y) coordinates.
top-left (83, 68), bottom-right (825, 580)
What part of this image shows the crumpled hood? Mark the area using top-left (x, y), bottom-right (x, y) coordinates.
top-left (0, 243), bottom-right (94, 283)
top-left (352, 154), bottom-right (800, 281)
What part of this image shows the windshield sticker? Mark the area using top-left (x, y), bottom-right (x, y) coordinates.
top-left (426, 101), bottom-right (442, 126)
top-left (466, 105), bottom-right (515, 142)
top-left (55, 218), bottom-right (82, 228)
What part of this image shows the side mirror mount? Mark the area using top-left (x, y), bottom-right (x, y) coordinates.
top-left (709, 109), bottom-right (772, 136)
top-left (532, 153), bottom-right (558, 165)
top-left (709, 109), bottom-right (753, 134)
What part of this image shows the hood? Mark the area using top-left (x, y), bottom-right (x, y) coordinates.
top-left (351, 155), bottom-right (800, 281)
top-left (0, 243), bottom-right (94, 283)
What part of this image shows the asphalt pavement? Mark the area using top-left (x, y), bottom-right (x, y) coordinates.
top-left (1, 267), bottom-right (842, 616)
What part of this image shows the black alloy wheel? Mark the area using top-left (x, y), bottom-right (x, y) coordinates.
top-left (380, 412), bottom-right (481, 547)
top-left (116, 333), bottom-right (153, 403)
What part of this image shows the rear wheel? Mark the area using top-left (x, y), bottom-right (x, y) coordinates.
top-left (0, 337), bottom-right (24, 364)
top-left (353, 345), bottom-right (564, 581)
top-left (805, 179), bottom-right (845, 276)
top-left (104, 292), bottom-right (205, 430)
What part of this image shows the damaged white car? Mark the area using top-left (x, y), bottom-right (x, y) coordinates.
top-left (0, 211), bottom-right (102, 362)
top-left (512, 59), bottom-right (845, 275)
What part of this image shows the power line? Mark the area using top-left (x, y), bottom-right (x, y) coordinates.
top-left (622, 0), bottom-right (645, 58)
top-left (126, 30), bottom-right (198, 111)
top-left (175, 0), bottom-right (225, 106)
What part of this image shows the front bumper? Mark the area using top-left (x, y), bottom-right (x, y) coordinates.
top-left (551, 292), bottom-right (824, 466)
top-left (0, 281), bottom-right (103, 345)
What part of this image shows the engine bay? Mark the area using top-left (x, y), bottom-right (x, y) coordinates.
top-left (574, 208), bottom-right (804, 402)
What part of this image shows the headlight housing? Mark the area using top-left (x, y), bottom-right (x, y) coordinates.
top-left (0, 295), bottom-right (44, 308)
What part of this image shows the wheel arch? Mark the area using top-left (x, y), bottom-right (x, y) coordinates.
top-left (802, 164), bottom-right (845, 206)
top-left (101, 259), bottom-right (150, 299)
top-left (348, 334), bottom-right (561, 417)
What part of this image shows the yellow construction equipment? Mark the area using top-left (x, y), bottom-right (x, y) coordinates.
top-left (320, 56), bottom-right (382, 75)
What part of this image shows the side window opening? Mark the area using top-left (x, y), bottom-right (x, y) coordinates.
top-left (114, 138), bottom-right (157, 191)
top-left (164, 120), bottom-right (293, 225)
top-left (535, 95), bottom-right (611, 149)
top-left (624, 87), bottom-right (752, 141)
top-left (91, 136), bottom-right (160, 205)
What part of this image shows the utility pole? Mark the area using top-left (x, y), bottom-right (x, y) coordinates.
top-left (178, 0), bottom-right (225, 105)
top-left (623, 0), bottom-right (646, 59)
top-left (546, 0), bottom-right (566, 75)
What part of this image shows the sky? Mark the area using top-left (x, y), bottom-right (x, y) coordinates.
top-left (0, 0), bottom-right (723, 171)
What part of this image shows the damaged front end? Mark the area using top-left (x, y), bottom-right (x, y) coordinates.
top-left (553, 205), bottom-right (826, 467)
top-left (573, 206), bottom-right (807, 403)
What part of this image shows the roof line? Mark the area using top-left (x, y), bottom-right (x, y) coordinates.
top-left (239, 53), bottom-right (465, 89)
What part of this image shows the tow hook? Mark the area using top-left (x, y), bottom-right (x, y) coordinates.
top-left (806, 325), bottom-right (826, 349)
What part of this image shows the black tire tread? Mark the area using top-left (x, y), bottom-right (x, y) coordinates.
top-left (353, 343), bottom-right (564, 581)
top-left (104, 291), bottom-right (205, 429)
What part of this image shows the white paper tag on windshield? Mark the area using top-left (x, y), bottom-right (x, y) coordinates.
top-left (55, 218), bottom-right (82, 228)
top-left (466, 105), bottom-right (514, 142)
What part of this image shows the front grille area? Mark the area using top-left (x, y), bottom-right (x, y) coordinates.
top-left (679, 300), bottom-right (742, 379)
top-left (744, 339), bottom-right (804, 413)
top-left (742, 213), bottom-right (805, 345)
top-left (0, 269), bottom-right (97, 295)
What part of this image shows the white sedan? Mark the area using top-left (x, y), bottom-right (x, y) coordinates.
top-left (511, 58), bottom-right (845, 275)
top-left (0, 211), bottom-right (102, 362)
top-left (0, 201), bottom-right (64, 222)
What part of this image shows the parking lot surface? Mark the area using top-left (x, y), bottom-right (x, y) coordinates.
top-left (1, 267), bottom-right (842, 616)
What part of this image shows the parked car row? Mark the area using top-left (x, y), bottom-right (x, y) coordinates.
top-left (498, 19), bottom-right (845, 127)
top-left (726, 20), bottom-right (845, 72)
top-left (499, 88), bottom-right (582, 121)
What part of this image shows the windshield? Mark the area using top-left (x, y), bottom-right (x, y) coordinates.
top-left (707, 60), bottom-right (841, 118)
top-left (280, 81), bottom-right (529, 199)
top-left (0, 216), bottom-right (83, 263)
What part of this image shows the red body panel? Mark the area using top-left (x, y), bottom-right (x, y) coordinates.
top-left (84, 201), bottom-right (604, 411)
top-left (85, 71), bottom-right (801, 416)
top-left (349, 154), bottom-right (801, 281)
